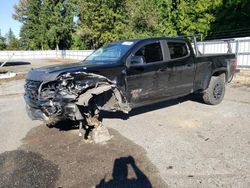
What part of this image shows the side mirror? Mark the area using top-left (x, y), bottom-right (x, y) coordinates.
top-left (130, 56), bottom-right (145, 65)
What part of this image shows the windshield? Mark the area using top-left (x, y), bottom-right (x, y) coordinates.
top-left (85, 42), bottom-right (134, 62)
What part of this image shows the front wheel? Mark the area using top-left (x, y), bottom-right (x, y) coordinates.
top-left (203, 76), bottom-right (225, 105)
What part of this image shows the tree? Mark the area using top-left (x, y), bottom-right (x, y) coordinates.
top-left (0, 30), bottom-right (6, 50)
top-left (13, 0), bottom-right (74, 50)
top-left (171, 0), bottom-right (221, 36)
top-left (13, 0), bottom-right (248, 50)
top-left (13, 0), bottom-right (44, 50)
top-left (126, 0), bottom-right (159, 37)
top-left (5, 28), bottom-right (16, 46)
top-left (156, 0), bottom-right (177, 37)
top-left (208, 0), bottom-right (250, 39)
top-left (44, 0), bottom-right (74, 50)
top-left (75, 0), bottom-right (129, 49)
top-left (4, 28), bottom-right (20, 50)
top-left (75, 0), bottom-right (176, 49)
top-left (71, 31), bottom-right (88, 50)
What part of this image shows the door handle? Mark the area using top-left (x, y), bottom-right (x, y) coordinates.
top-left (187, 63), bottom-right (192, 67)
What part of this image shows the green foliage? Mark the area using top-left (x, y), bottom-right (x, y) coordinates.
top-left (171, 0), bottom-right (221, 36)
top-left (14, 0), bottom-right (43, 50)
top-left (12, 0), bottom-right (250, 50)
top-left (70, 32), bottom-right (88, 50)
top-left (208, 0), bottom-right (250, 39)
top-left (0, 28), bottom-right (20, 50)
top-left (13, 0), bottom-right (74, 50)
top-left (0, 39), bottom-right (6, 50)
top-left (75, 0), bottom-right (129, 49)
top-left (127, 0), bottom-right (158, 34)
top-left (44, 0), bottom-right (75, 50)
top-left (75, 0), bottom-right (177, 49)
top-left (74, 0), bottom-right (221, 48)
top-left (5, 28), bottom-right (20, 50)
top-left (0, 30), bottom-right (7, 50)
top-left (156, 0), bottom-right (177, 36)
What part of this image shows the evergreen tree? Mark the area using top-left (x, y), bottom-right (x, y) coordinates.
top-left (5, 28), bottom-right (20, 50)
top-left (0, 30), bottom-right (6, 50)
top-left (13, 0), bottom-right (74, 50)
top-left (14, 0), bottom-right (44, 50)
top-left (126, 0), bottom-right (158, 36)
top-left (13, 0), bottom-right (249, 50)
top-left (209, 0), bottom-right (250, 39)
top-left (44, 0), bottom-right (74, 50)
top-left (76, 0), bottom-right (128, 49)
top-left (171, 0), bottom-right (221, 36)
top-left (5, 28), bottom-right (16, 45)
top-left (156, 0), bottom-right (177, 37)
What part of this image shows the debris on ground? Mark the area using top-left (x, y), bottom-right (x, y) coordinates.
top-left (92, 125), bottom-right (113, 143)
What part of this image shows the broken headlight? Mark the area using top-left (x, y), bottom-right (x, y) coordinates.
top-left (40, 88), bottom-right (56, 99)
top-left (39, 81), bottom-right (59, 99)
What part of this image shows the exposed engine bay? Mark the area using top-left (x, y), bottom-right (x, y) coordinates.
top-left (24, 72), bottom-right (131, 141)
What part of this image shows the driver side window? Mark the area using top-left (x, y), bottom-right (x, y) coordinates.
top-left (135, 42), bottom-right (163, 63)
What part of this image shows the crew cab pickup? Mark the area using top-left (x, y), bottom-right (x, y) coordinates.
top-left (24, 37), bottom-right (237, 127)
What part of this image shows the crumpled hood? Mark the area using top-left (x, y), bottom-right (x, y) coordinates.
top-left (26, 61), bottom-right (110, 81)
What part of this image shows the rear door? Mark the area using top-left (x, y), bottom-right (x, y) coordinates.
top-left (165, 41), bottom-right (195, 95)
top-left (125, 41), bottom-right (165, 106)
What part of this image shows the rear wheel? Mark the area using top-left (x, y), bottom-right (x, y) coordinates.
top-left (203, 76), bottom-right (225, 105)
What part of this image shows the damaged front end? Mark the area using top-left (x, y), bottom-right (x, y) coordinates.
top-left (24, 72), bottom-right (131, 129)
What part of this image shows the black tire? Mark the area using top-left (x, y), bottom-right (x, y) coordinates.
top-left (203, 76), bottom-right (225, 105)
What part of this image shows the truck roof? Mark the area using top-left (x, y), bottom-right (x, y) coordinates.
top-left (118, 37), bottom-right (188, 43)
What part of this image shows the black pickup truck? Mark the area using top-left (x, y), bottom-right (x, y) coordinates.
top-left (24, 37), bottom-right (237, 129)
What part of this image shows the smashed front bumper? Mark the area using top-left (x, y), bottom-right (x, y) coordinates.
top-left (25, 104), bottom-right (49, 121)
top-left (24, 72), bottom-right (130, 124)
top-left (24, 93), bottom-right (77, 123)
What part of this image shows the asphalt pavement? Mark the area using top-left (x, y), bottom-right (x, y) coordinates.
top-left (0, 62), bottom-right (250, 187)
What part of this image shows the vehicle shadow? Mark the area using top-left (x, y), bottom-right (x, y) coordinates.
top-left (48, 119), bottom-right (79, 131)
top-left (0, 150), bottom-right (60, 188)
top-left (96, 155), bottom-right (152, 188)
top-left (51, 94), bottom-right (204, 131)
top-left (0, 61), bottom-right (31, 66)
top-left (101, 93), bottom-right (204, 120)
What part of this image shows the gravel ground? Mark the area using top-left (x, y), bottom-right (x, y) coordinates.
top-left (0, 83), bottom-right (40, 153)
top-left (233, 69), bottom-right (250, 87)
top-left (0, 126), bottom-right (166, 188)
top-left (0, 60), bottom-right (250, 188)
top-left (0, 59), bottom-right (77, 85)
top-left (105, 85), bottom-right (250, 187)
top-left (0, 59), bottom-right (77, 74)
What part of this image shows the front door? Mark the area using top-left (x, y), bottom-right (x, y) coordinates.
top-left (125, 41), bottom-right (164, 107)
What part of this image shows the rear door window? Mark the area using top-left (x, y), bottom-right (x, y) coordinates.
top-left (168, 42), bottom-right (189, 59)
top-left (135, 42), bottom-right (163, 63)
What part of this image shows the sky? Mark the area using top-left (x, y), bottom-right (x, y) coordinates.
top-left (0, 0), bottom-right (22, 38)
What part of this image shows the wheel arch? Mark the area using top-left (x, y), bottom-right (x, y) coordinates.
top-left (204, 68), bottom-right (228, 90)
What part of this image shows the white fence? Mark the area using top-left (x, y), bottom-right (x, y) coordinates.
top-left (197, 38), bottom-right (250, 68)
top-left (0, 50), bottom-right (94, 61)
top-left (0, 38), bottom-right (250, 68)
